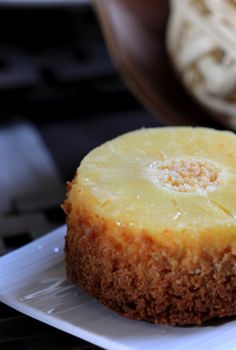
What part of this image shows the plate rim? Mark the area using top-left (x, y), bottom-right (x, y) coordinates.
top-left (0, 225), bottom-right (131, 350)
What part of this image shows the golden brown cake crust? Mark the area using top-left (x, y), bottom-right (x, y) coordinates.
top-left (64, 198), bottom-right (236, 326)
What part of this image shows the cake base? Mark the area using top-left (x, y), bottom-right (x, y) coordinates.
top-left (65, 207), bottom-right (236, 326)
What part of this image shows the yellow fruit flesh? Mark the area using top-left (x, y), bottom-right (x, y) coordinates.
top-left (69, 127), bottom-right (236, 247)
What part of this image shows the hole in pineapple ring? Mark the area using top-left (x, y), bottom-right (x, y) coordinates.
top-left (147, 158), bottom-right (223, 194)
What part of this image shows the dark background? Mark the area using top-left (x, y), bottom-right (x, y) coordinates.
top-left (0, 3), bottom-right (160, 349)
top-left (0, 5), bottom-right (161, 181)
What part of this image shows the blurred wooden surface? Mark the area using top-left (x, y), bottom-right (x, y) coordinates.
top-left (0, 303), bottom-right (102, 349)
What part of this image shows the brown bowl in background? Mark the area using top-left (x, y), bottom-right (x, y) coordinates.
top-left (93, 0), bottom-right (227, 129)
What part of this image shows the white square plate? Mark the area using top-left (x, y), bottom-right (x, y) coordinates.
top-left (0, 225), bottom-right (236, 350)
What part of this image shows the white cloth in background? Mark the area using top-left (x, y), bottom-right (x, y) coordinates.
top-left (0, 121), bottom-right (64, 214)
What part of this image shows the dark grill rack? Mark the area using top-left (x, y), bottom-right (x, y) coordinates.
top-left (0, 5), bottom-right (140, 119)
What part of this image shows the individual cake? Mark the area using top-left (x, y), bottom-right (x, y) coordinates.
top-left (64, 127), bottom-right (236, 325)
top-left (167, 0), bottom-right (236, 129)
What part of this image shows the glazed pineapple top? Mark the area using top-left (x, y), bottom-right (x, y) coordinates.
top-left (69, 127), bottom-right (236, 237)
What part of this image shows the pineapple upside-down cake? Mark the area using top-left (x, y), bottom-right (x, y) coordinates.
top-left (64, 127), bottom-right (236, 325)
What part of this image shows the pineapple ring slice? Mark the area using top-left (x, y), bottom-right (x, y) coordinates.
top-left (65, 127), bottom-right (236, 325)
